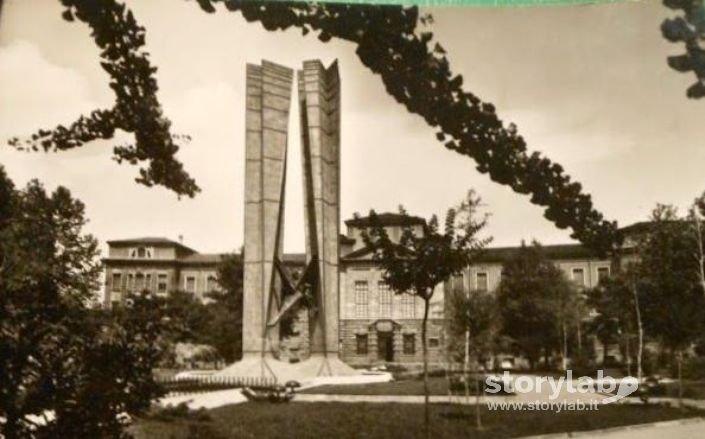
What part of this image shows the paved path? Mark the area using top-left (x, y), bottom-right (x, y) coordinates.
top-left (525, 417), bottom-right (705, 439)
top-left (593, 419), bottom-right (705, 439)
top-left (158, 389), bottom-right (247, 409)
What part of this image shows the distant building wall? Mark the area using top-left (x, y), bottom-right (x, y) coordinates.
top-left (103, 218), bottom-right (634, 366)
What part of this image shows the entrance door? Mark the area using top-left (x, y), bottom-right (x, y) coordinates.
top-left (377, 332), bottom-right (394, 362)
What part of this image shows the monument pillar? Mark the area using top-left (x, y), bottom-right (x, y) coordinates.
top-left (242, 61), bottom-right (294, 359)
top-left (298, 60), bottom-right (341, 357)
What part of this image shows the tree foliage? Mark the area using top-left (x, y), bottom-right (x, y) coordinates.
top-left (662, 0), bottom-right (705, 98)
top-left (0, 168), bottom-right (163, 439)
top-left (636, 205), bottom-right (705, 353)
top-left (496, 241), bottom-right (580, 370)
top-left (587, 276), bottom-right (633, 352)
top-left (203, 253), bottom-right (244, 363)
top-left (9, 0), bottom-right (620, 254)
top-left (126, 253), bottom-right (244, 365)
top-left (447, 287), bottom-right (499, 362)
top-left (8, 0), bottom-right (199, 197)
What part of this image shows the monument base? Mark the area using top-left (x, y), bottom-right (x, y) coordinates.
top-left (216, 353), bottom-right (365, 384)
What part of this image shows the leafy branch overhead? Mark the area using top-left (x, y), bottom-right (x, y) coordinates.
top-left (662, 0), bottom-right (705, 98)
top-left (8, 0), bottom-right (199, 197)
top-left (12, 0), bottom-right (619, 254)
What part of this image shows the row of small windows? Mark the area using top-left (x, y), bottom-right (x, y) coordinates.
top-left (129, 247), bottom-right (153, 259)
top-left (571, 266), bottom-right (610, 287)
top-left (468, 266), bottom-right (610, 291)
top-left (353, 281), bottom-right (416, 319)
top-left (354, 333), bottom-right (440, 355)
top-left (111, 272), bottom-right (218, 295)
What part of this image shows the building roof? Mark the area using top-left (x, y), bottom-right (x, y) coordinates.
top-left (617, 220), bottom-right (687, 236)
top-left (618, 221), bottom-right (654, 235)
top-left (342, 242), bottom-right (600, 264)
top-left (106, 237), bottom-right (196, 253)
top-left (474, 243), bottom-right (597, 263)
top-left (178, 252), bottom-right (308, 266)
top-left (345, 212), bottom-right (426, 228)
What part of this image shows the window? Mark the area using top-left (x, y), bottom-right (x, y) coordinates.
top-left (476, 272), bottom-right (488, 291)
top-left (401, 293), bottom-right (415, 318)
top-left (135, 273), bottom-right (145, 291)
top-left (378, 282), bottom-right (392, 317)
top-left (185, 276), bottom-right (196, 293)
top-left (597, 267), bottom-right (610, 283)
top-left (354, 281), bottom-right (368, 318)
top-left (572, 268), bottom-right (586, 287)
top-left (429, 338), bottom-right (440, 348)
top-left (403, 334), bottom-right (416, 355)
top-left (356, 334), bottom-right (368, 355)
top-left (450, 274), bottom-right (464, 292)
top-left (207, 275), bottom-right (218, 292)
top-left (130, 247), bottom-right (152, 259)
top-left (157, 274), bottom-right (168, 294)
top-left (111, 273), bottom-right (122, 292)
top-left (126, 273), bottom-right (134, 292)
top-left (145, 273), bottom-right (152, 292)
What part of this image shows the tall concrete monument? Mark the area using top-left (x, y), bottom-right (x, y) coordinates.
top-left (222, 59), bottom-right (355, 381)
top-left (242, 61), bottom-right (292, 368)
top-left (298, 60), bottom-right (341, 364)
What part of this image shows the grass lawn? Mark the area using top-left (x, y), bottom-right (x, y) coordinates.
top-left (131, 402), bottom-right (703, 439)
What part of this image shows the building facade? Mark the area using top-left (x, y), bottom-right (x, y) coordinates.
top-left (337, 214), bottom-right (447, 367)
top-left (103, 213), bottom-right (617, 368)
top-left (102, 238), bottom-right (305, 307)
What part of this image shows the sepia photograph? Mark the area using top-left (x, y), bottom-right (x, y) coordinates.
top-left (1, 0), bottom-right (705, 437)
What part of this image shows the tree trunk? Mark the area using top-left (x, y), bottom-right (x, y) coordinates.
top-left (445, 351), bottom-right (452, 406)
top-left (422, 298), bottom-right (430, 439)
top-left (464, 327), bottom-right (470, 406)
top-left (625, 333), bottom-right (632, 377)
top-left (577, 321), bottom-right (582, 356)
top-left (474, 356), bottom-right (483, 429)
top-left (631, 280), bottom-right (644, 382)
top-left (561, 321), bottom-right (568, 371)
top-left (677, 350), bottom-right (684, 409)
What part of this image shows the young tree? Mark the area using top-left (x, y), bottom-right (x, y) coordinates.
top-left (587, 275), bottom-right (641, 376)
top-left (447, 286), bottom-right (498, 429)
top-left (688, 192), bottom-right (705, 297)
top-left (161, 290), bottom-right (211, 343)
top-left (496, 242), bottom-right (579, 371)
top-left (202, 253), bottom-right (244, 363)
top-left (637, 205), bottom-right (705, 404)
top-left (361, 190), bottom-right (490, 438)
top-left (0, 167), bottom-right (164, 438)
top-left (554, 277), bottom-right (582, 371)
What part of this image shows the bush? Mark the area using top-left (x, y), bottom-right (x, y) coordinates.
top-left (667, 356), bottom-right (705, 380)
top-left (152, 403), bottom-right (212, 423)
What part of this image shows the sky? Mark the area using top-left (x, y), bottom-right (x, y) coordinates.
top-left (0, 0), bottom-right (703, 256)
